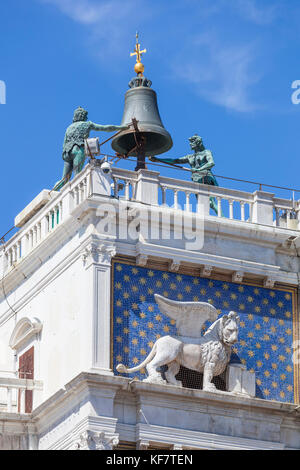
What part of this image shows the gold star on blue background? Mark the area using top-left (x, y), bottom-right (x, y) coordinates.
top-left (112, 261), bottom-right (298, 404)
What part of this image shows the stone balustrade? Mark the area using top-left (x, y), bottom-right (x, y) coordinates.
top-left (0, 168), bottom-right (90, 275)
top-left (112, 167), bottom-right (300, 228)
top-left (112, 168), bottom-right (137, 201)
top-left (0, 377), bottom-right (43, 414)
top-left (1, 164), bottom-right (299, 277)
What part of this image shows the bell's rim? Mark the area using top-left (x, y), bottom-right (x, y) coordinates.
top-left (111, 127), bottom-right (173, 156)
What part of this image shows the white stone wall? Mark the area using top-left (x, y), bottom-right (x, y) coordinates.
top-left (32, 373), bottom-right (300, 450)
top-left (0, 255), bottom-right (92, 404)
top-left (0, 165), bottom-right (299, 449)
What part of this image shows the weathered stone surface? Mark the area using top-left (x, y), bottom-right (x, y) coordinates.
top-left (226, 364), bottom-right (255, 398)
top-left (14, 189), bottom-right (53, 228)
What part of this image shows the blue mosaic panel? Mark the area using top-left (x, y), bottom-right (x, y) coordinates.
top-left (112, 261), bottom-right (298, 403)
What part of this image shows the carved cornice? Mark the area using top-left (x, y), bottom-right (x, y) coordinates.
top-left (232, 271), bottom-right (244, 283)
top-left (263, 277), bottom-right (276, 289)
top-left (136, 254), bottom-right (148, 267)
top-left (173, 443), bottom-right (183, 450)
top-left (73, 430), bottom-right (119, 450)
top-left (201, 265), bottom-right (213, 277)
top-left (169, 260), bottom-right (181, 272)
top-left (82, 243), bottom-right (116, 268)
top-left (137, 439), bottom-right (149, 450)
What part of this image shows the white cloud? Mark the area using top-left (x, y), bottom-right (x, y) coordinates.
top-left (173, 32), bottom-right (262, 113)
top-left (38, 0), bottom-right (266, 113)
top-left (39, 0), bottom-right (150, 61)
top-left (234, 0), bottom-right (279, 25)
top-left (40, 0), bottom-right (115, 24)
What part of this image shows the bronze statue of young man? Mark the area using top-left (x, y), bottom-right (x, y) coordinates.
top-left (150, 134), bottom-right (219, 214)
top-left (54, 106), bottom-right (127, 191)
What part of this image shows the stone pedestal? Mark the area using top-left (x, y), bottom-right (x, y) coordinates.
top-left (226, 363), bottom-right (256, 398)
top-left (135, 170), bottom-right (160, 206)
top-left (252, 191), bottom-right (274, 225)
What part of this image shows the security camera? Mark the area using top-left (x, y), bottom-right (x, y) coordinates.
top-left (101, 156), bottom-right (112, 174)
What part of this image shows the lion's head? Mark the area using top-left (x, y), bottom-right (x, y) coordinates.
top-left (219, 311), bottom-right (239, 346)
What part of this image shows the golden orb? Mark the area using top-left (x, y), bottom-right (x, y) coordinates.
top-left (134, 61), bottom-right (144, 75)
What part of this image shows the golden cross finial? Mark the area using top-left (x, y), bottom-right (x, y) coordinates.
top-left (130, 32), bottom-right (147, 75)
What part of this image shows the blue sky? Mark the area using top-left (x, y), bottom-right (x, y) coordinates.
top-left (1, 0), bottom-right (300, 238)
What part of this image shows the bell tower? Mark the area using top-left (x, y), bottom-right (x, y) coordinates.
top-left (111, 33), bottom-right (173, 171)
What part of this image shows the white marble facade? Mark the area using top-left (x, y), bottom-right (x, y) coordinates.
top-left (0, 163), bottom-right (299, 450)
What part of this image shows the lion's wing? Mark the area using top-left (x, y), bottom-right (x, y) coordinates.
top-left (154, 294), bottom-right (219, 338)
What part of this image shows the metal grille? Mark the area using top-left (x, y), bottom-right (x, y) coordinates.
top-left (171, 365), bottom-right (226, 391)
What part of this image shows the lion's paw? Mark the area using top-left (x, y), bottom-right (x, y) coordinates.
top-left (203, 383), bottom-right (217, 392)
top-left (143, 375), bottom-right (166, 385)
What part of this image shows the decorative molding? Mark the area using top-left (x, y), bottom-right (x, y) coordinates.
top-left (136, 254), bottom-right (148, 267)
top-left (117, 240), bottom-right (296, 285)
top-left (173, 443), bottom-right (183, 450)
top-left (232, 271), bottom-right (244, 283)
top-left (73, 430), bottom-right (119, 450)
top-left (31, 373), bottom-right (300, 450)
top-left (263, 277), bottom-right (276, 289)
top-left (82, 243), bottom-right (116, 268)
top-left (82, 243), bottom-right (98, 266)
top-left (169, 260), bottom-right (181, 272)
top-left (137, 439), bottom-right (150, 450)
top-left (201, 265), bottom-right (213, 277)
top-left (136, 421), bottom-right (286, 451)
top-left (9, 317), bottom-right (42, 350)
top-left (93, 263), bottom-right (114, 370)
top-left (2, 180), bottom-right (299, 306)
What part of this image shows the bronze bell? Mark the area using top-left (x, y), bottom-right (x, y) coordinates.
top-left (111, 77), bottom-right (173, 163)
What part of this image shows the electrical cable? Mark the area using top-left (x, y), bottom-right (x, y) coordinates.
top-left (1, 138), bottom-right (300, 319)
top-left (0, 238), bottom-right (18, 319)
top-left (104, 152), bottom-right (300, 194)
top-left (0, 151), bottom-right (96, 320)
top-left (1, 150), bottom-right (299, 244)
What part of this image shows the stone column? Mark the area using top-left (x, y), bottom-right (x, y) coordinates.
top-left (83, 242), bottom-right (116, 374)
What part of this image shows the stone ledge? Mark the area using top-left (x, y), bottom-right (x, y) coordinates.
top-left (129, 378), bottom-right (300, 416)
top-left (14, 190), bottom-right (55, 228)
top-left (1, 372), bottom-right (299, 449)
top-left (32, 372), bottom-right (300, 420)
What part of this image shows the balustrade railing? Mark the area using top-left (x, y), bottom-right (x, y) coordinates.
top-left (2, 168), bottom-right (90, 274)
top-left (157, 175), bottom-right (299, 228)
top-left (1, 165), bottom-right (299, 277)
top-left (0, 377), bottom-right (43, 414)
top-left (158, 176), bottom-right (255, 222)
top-left (111, 168), bottom-right (138, 201)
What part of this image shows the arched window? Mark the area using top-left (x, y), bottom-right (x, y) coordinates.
top-left (9, 318), bottom-right (42, 351)
top-left (9, 318), bottom-right (42, 413)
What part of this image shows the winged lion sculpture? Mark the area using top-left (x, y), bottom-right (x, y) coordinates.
top-left (117, 294), bottom-right (239, 392)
